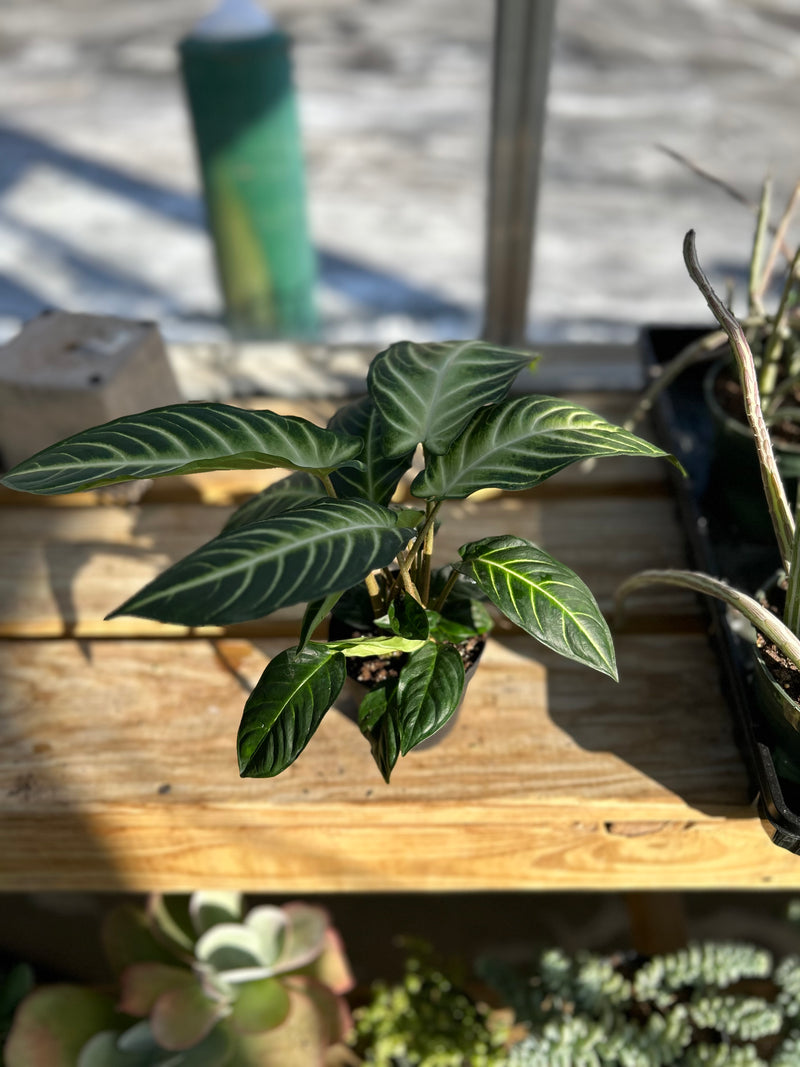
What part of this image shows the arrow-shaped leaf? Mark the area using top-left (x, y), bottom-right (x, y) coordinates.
top-left (458, 536), bottom-right (618, 680)
top-left (1, 404), bottom-right (363, 495)
top-left (327, 396), bottom-right (414, 504)
top-left (413, 395), bottom-right (677, 499)
top-left (368, 339), bottom-right (535, 457)
top-left (224, 472), bottom-right (324, 531)
top-left (110, 498), bottom-right (415, 626)
top-left (396, 642), bottom-right (465, 754)
top-left (238, 646), bottom-right (346, 778)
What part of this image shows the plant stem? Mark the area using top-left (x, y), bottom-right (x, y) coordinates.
top-left (748, 177), bottom-right (771, 320)
top-left (320, 474), bottom-right (337, 498)
top-left (684, 230), bottom-right (795, 572)
top-left (432, 569), bottom-right (460, 614)
top-left (364, 570), bottom-right (385, 617)
top-left (385, 501), bottom-right (442, 606)
top-left (761, 246), bottom-right (800, 409)
top-left (755, 179), bottom-right (800, 303)
top-left (418, 500), bottom-right (438, 605)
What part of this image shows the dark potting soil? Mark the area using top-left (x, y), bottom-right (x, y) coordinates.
top-left (344, 632), bottom-right (486, 688)
top-left (757, 634), bottom-right (800, 705)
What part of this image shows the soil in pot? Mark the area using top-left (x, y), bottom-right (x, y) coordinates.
top-left (328, 614), bottom-right (487, 751)
top-left (754, 577), bottom-right (800, 785)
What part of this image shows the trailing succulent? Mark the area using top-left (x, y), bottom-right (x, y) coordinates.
top-left (351, 940), bottom-right (800, 1067)
top-left (1, 339), bottom-right (672, 781)
top-left (4, 892), bottom-right (354, 1067)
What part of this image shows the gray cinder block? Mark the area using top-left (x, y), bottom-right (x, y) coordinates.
top-left (0, 311), bottom-right (181, 469)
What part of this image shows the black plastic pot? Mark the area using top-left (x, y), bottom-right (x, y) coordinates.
top-left (641, 325), bottom-right (800, 852)
top-left (702, 357), bottom-right (800, 542)
top-left (328, 614), bottom-right (488, 751)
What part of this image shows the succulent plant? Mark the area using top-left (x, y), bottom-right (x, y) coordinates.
top-left (4, 891), bottom-right (354, 1067)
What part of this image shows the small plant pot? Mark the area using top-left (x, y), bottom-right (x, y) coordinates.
top-left (328, 615), bottom-right (487, 751)
top-left (750, 648), bottom-right (800, 785)
top-left (703, 358), bottom-right (800, 542)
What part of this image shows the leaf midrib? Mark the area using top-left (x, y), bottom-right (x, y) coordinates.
top-left (480, 555), bottom-right (613, 667)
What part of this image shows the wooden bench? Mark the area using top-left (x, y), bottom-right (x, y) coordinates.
top-left (2, 369), bottom-right (798, 895)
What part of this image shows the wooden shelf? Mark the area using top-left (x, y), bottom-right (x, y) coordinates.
top-left (2, 383), bottom-right (798, 891)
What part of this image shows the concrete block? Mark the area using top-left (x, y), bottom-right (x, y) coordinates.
top-left (0, 311), bottom-right (182, 469)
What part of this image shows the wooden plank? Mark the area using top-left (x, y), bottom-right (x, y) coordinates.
top-left (0, 493), bottom-right (697, 637)
top-left (2, 634), bottom-right (792, 891)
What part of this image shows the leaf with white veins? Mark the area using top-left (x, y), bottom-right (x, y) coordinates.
top-left (458, 535), bottom-right (617, 679)
top-left (1, 404), bottom-right (362, 495)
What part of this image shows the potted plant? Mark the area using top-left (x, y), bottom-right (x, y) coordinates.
top-left (618, 230), bottom-right (800, 784)
top-left (631, 174), bottom-right (800, 540)
top-left (4, 891), bottom-right (355, 1067)
top-left (0, 339), bottom-right (671, 782)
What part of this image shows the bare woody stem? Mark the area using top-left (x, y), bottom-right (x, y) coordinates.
top-left (683, 230), bottom-right (795, 572)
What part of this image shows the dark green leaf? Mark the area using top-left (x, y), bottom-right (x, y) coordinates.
top-left (1, 404), bottom-right (363, 495)
top-left (396, 642), bottom-right (465, 755)
top-left (110, 498), bottom-right (415, 626)
top-left (458, 536), bottom-right (618, 679)
top-left (358, 686), bottom-right (392, 733)
top-left (377, 595), bottom-right (430, 640)
top-left (237, 646), bottom-right (346, 777)
top-left (413, 395), bottom-right (676, 499)
top-left (368, 339), bottom-right (534, 457)
top-left (362, 685), bottom-right (402, 784)
top-left (327, 396), bottom-right (414, 504)
top-left (223, 472), bottom-right (324, 531)
top-left (297, 592), bottom-right (343, 654)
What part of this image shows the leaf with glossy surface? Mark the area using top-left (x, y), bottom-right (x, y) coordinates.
top-left (328, 396), bottom-right (414, 504)
top-left (223, 472), bottom-right (324, 531)
top-left (238, 646), bottom-right (346, 778)
top-left (110, 498), bottom-right (415, 626)
top-left (326, 634), bottom-right (426, 657)
top-left (1, 404), bottom-right (364, 495)
top-left (413, 395), bottom-right (676, 499)
top-left (377, 595), bottom-right (430, 640)
top-left (368, 339), bottom-right (535, 457)
top-left (458, 536), bottom-right (617, 679)
top-left (396, 642), bottom-right (465, 754)
top-left (360, 683), bottom-right (402, 783)
top-left (297, 592), bottom-right (343, 654)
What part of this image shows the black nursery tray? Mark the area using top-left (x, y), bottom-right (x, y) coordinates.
top-left (642, 325), bottom-right (800, 853)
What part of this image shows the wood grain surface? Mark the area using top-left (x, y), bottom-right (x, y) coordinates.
top-left (2, 387), bottom-right (797, 890)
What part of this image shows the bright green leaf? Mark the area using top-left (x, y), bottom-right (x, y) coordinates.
top-left (458, 535), bottom-right (618, 679)
top-left (327, 395), bottom-right (414, 504)
top-left (396, 642), bottom-right (465, 754)
top-left (368, 339), bottom-right (535, 457)
top-left (413, 395), bottom-right (677, 499)
top-left (238, 646), bottom-right (346, 778)
top-left (109, 498), bottom-right (415, 626)
top-left (0, 404), bottom-right (364, 495)
top-left (326, 635), bottom-right (427, 657)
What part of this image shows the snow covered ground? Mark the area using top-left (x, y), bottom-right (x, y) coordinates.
top-left (0, 0), bottom-right (798, 348)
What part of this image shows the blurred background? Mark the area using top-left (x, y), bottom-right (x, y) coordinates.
top-left (0, 0), bottom-right (798, 348)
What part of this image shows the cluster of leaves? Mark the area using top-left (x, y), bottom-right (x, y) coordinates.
top-left (479, 943), bottom-right (800, 1067)
top-left (1, 339), bottom-right (671, 782)
top-left (3, 892), bottom-right (354, 1067)
top-left (350, 954), bottom-right (509, 1067)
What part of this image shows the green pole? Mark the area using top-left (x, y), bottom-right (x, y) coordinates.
top-left (178, 3), bottom-right (317, 339)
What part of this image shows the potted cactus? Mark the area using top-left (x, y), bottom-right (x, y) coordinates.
top-left (1, 339), bottom-right (672, 782)
top-left (4, 891), bottom-right (354, 1067)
